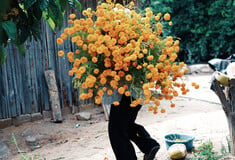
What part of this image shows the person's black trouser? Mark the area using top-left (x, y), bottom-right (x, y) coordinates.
top-left (108, 95), bottom-right (160, 160)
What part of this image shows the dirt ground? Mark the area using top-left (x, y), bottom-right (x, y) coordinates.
top-left (0, 73), bottom-right (231, 160)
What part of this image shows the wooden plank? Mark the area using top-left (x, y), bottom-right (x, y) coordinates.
top-left (37, 39), bottom-right (44, 111)
top-left (0, 68), bottom-right (4, 119)
top-left (31, 39), bottom-right (39, 113)
top-left (7, 45), bottom-right (17, 117)
top-left (24, 41), bottom-right (33, 114)
top-left (20, 43), bottom-right (27, 114)
top-left (11, 45), bottom-right (21, 116)
top-left (102, 104), bottom-right (111, 121)
top-left (41, 21), bottom-right (50, 110)
top-left (15, 44), bottom-right (25, 115)
top-left (3, 46), bottom-right (10, 118)
top-left (44, 70), bottom-right (63, 122)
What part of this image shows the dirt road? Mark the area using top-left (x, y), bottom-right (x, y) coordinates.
top-left (1, 74), bottom-right (230, 160)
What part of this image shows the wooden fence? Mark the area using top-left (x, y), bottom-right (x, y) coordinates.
top-left (0, 0), bottom-right (99, 119)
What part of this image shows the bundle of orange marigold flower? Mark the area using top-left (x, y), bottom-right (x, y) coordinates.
top-left (56, 0), bottom-right (199, 114)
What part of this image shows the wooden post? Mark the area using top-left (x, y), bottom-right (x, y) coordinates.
top-left (44, 70), bottom-right (63, 123)
top-left (102, 104), bottom-right (111, 121)
top-left (212, 78), bottom-right (235, 155)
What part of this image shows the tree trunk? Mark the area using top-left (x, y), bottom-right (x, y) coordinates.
top-left (212, 78), bottom-right (235, 155)
top-left (227, 112), bottom-right (235, 155)
top-left (44, 70), bottom-right (63, 123)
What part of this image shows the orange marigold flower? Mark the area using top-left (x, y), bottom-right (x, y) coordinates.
top-left (125, 74), bottom-right (132, 81)
top-left (160, 108), bottom-right (166, 113)
top-left (81, 57), bottom-right (88, 64)
top-left (107, 89), bottom-right (113, 95)
top-left (157, 28), bottom-right (162, 34)
top-left (97, 90), bottom-right (104, 96)
top-left (75, 49), bottom-right (80, 54)
top-left (144, 99), bottom-right (150, 104)
top-left (88, 92), bottom-right (93, 98)
top-left (118, 71), bottom-right (125, 77)
top-left (58, 50), bottom-right (64, 57)
top-left (68, 70), bottom-right (73, 76)
top-left (146, 73), bottom-right (152, 79)
top-left (173, 91), bottom-right (178, 97)
top-left (163, 13), bottom-right (171, 21)
top-left (194, 84), bottom-right (200, 89)
top-left (67, 51), bottom-right (74, 58)
top-left (69, 13), bottom-right (76, 19)
top-left (143, 48), bottom-right (148, 54)
top-left (103, 87), bottom-right (107, 91)
top-left (158, 95), bottom-right (163, 100)
top-left (170, 103), bottom-right (175, 108)
top-left (60, 33), bottom-right (67, 40)
top-left (100, 78), bottom-right (107, 85)
top-left (57, 38), bottom-right (63, 45)
top-left (118, 87), bottom-right (125, 94)
top-left (148, 106), bottom-right (153, 111)
top-left (76, 40), bottom-right (83, 46)
top-left (92, 57), bottom-right (98, 63)
top-left (155, 15), bottom-right (160, 21)
top-left (158, 54), bottom-right (166, 61)
top-left (88, 27), bottom-right (94, 34)
top-left (125, 91), bottom-right (131, 97)
top-left (184, 67), bottom-right (188, 73)
top-left (143, 63), bottom-right (148, 67)
top-left (174, 40), bottom-right (180, 46)
top-left (147, 55), bottom-right (154, 61)
top-left (80, 93), bottom-right (87, 100)
top-left (95, 96), bottom-right (102, 104)
top-left (82, 44), bottom-right (88, 51)
top-left (68, 19), bottom-right (73, 24)
top-left (174, 46), bottom-right (180, 53)
top-left (113, 101), bottom-right (120, 106)
top-left (154, 100), bottom-right (160, 106)
top-left (114, 75), bottom-right (120, 81)
top-left (79, 66), bottom-right (86, 73)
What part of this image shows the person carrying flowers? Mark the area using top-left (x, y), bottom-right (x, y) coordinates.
top-left (57, 0), bottom-right (199, 159)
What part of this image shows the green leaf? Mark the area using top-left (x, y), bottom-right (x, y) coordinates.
top-left (16, 44), bottom-right (26, 56)
top-left (2, 21), bottom-right (17, 41)
top-left (42, 11), bottom-right (56, 30)
top-left (68, 0), bottom-right (82, 11)
top-left (18, 25), bottom-right (30, 43)
top-left (40, 0), bottom-right (49, 11)
top-left (0, 0), bottom-right (10, 14)
top-left (59, 0), bottom-right (68, 12)
top-left (74, 0), bottom-right (82, 11)
top-left (49, 0), bottom-right (60, 21)
top-left (33, 2), bottom-right (43, 20)
top-left (57, 13), bottom-right (64, 29)
top-left (0, 46), bottom-right (6, 64)
top-left (24, 0), bottom-right (37, 9)
top-left (31, 21), bottom-right (41, 40)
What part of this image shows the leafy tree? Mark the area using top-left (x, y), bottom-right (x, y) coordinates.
top-left (0, 0), bottom-right (82, 64)
top-left (149, 0), bottom-right (235, 63)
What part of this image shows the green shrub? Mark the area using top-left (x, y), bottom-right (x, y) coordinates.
top-left (147, 0), bottom-right (235, 63)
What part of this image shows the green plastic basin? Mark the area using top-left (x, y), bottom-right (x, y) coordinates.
top-left (164, 133), bottom-right (195, 151)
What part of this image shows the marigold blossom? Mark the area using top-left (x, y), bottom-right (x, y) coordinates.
top-left (57, 0), bottom-right (198, 114)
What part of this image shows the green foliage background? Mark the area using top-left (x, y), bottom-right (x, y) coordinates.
top-left (147, 0), bottom-right (235, 63)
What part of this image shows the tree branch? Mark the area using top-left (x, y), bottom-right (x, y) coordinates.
top-left (212, 79), bottom-right (230, 115)
top-left (229, 79), bottom-right (235, 112)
